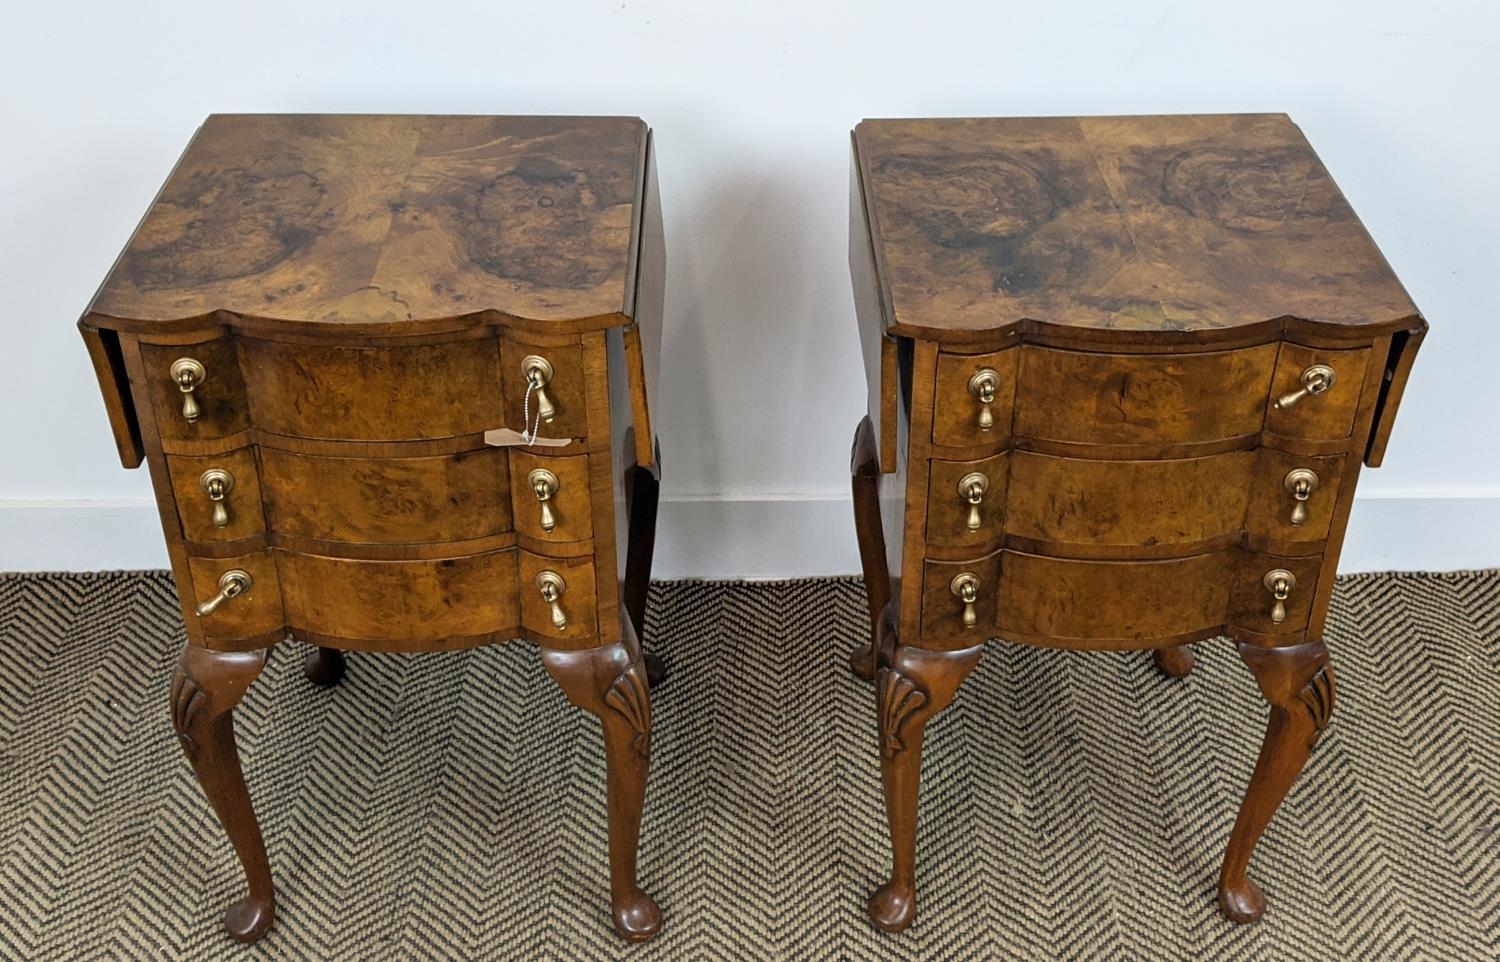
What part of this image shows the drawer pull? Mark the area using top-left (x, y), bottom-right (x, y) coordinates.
top-left (195, 569), bottom-right (252, 617)
top-left (1283, 468), bottom-right (1320, 526)
top-left (536, 570), bottom-right (568, 630)
top-left (169, 358), bottom-right (206, 424)
top-left (1263, 569), bottom-right (1296, 625)
top-left (198, 468), bottom-right (235, 528)
top-left (528, 468), bottom-right (560, 532)
top-left (958, 472), bottom-right (989, 531)
top-left (949, 572), bottom-right (980, 628)
top-left (1274, 364), bottom-right (1336, 410)
top-left (522, 355), bottom-right (557, 423)
top-left (967, 368), bottom-right (999, 431)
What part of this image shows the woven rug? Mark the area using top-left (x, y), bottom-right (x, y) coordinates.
top-left (0, 572), bottom-right (1497, 960)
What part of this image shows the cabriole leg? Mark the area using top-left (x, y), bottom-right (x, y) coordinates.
top-left (867, 623), bottom-right (983, 933)
top-left (170, 644), bottom-right (276, 943)
top-left (1218, 640), bottom-right (1336, 922)
top-left (539, 617), bottom-right (661, 942)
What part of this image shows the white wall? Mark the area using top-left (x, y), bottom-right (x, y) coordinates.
top-left (2, 0), bottom-right (1496, 576)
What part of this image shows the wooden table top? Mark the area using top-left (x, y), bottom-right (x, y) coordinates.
top-left (85, 114), bottom-right (649, 332)
top-left (853, 114), bottom-right (1422, 340)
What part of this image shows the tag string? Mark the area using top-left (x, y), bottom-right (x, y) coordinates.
top-left (521, 378), bottom-right (542, 446)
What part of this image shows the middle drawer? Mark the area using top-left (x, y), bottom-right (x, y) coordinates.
top-left (925, 448), bottom-right (1347, 553)
top-left (168, 447), bottom-right (596, 548)
top-left (259, 447), bottom-right (514, 544)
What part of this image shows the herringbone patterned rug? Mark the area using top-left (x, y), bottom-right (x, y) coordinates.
top-left (1, 572), bottom-right (1497, 960)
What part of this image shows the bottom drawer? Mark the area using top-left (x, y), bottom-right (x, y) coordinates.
top-left (920, 549), bottom-right (1323, 650)
top-left (278, 550), bottom-right (522, 648)
top-left (995, 552), bottom-right (1234, 646)
top-left (185, 549), bottom-right (606, 650)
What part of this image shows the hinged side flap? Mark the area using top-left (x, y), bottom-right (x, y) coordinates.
top-left (79, 322), bottom-right (144, 468)
top-left (1364, 319), bottom-right (1427, 467)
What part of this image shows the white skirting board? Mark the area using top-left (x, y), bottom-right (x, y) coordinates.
top-left (0, 495), bottom-right (1496, 577)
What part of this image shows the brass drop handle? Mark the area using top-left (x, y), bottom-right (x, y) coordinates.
top-left (195, 569), bottom-right (252, 618)
top-left (528, 468), bottom-right (560, 532)
top-left (522, 355), bottom-right (557, 423)
top-left (958, 472), bottom-right (989, 531)
top-left (1263, 569), bottom-right (1296, 625)
top-left (950, 572), bottom-right (980, 628)
top-left (1275, 364), bottom-right (1336, 410)
top-left (536, 570), bottom-right (568, 630)
top-left (1283, 468), bottom-right (1320, 526)
top-left (170, 358), bottom-right (206, 424)
top-left (967, 368), bottom-right (999, 431)
top-left (198, 468), bottom-right (235, 528)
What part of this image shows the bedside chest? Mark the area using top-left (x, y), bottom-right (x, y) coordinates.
top-left (846, 115), bottom-right (1426, 930)
top-left (79, 115), bottom-right (667, 943)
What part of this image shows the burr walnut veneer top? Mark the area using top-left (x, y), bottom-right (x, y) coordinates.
top-left (85, 114), bottom-right (649, 332)
top-left (854, 114), bottom-right (1421, 339)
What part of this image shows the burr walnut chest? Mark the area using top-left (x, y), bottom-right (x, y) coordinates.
top-left (79, 114), bottom-right (667, 943)
top-left (846, 114), bottom-right (1425, 931)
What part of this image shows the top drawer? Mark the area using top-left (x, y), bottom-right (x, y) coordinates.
top-left (1014, 345), bottom-right (1277, 445)
top-left (932, 343), bottom-right (1370, 448)
top-left (142, 334), bottom-right (590, 443)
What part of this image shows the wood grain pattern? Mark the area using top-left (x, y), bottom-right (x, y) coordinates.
top-left (140, 339), bottom-right (250, 441)
top-left (1227, 551), bottom-right (1323, 638)
top-left (855, 114), bottom-right (1422, 339)
top-left (1014, 345), bottom-right (1276, 445)
top-left (507, 449), bottom-right (593, 543)
top-left (86, 115), bottom-right (647, 330)
top-left (259, 446), bottom-right (512, 544)
top-left (166, 448), bottom-right (266, 543)
top-left (995, 550), bottom-right (1235, 647)
top-left (918, 552), bottom-right (1001, 650)
top-left (924, 452), bottom-right (1008, 551)
top-left (186, 552), bottom-right (286, 646)
top-left (1264, 343), bottom-right (1369, 441)
top-left (79, 115), bottom-right (667, 946)
top-left (501, 334), bottom-right (590, 441)
top-left (276, 549), bottom-right (521, 647)
top-left (850, 113), bottom-right (1426, 934)
top-left (1004, 450), bottom-right (1254, 551)
top-left (1245, 449), bottom-right (1346, 545)
top-left (241, 337), bottom-right (505, 441)
top-left (932, 348), bottom-right (1019, 447)
top-left (519, 551), bottom-right (600, 647)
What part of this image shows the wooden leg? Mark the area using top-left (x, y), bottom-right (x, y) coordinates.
top-left (170, 645), bottom-right (276, 943)
top-left (1217, 640), bottom-right (1335, 923)
top-left (850, 416), bottom-right (892, 682)
top-left (1152, 644), bottom-right (1196, 678)
top-left (302, 646), bottom-right (346, 687)
top-left (623, 444), bottom-right (666, 690)
top-left (867, 627), bottom-right (983, 933)
top-left (539, 616), bottom-right (661, 943)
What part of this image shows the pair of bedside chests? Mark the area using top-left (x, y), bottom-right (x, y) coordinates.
top-left (79, 113), bottom-right (1425, 943)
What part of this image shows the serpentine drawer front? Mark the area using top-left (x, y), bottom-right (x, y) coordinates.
top-left (848, 114), bottom-right (1426, 934)
top-left (79, 115), bottom-right (668, 944)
